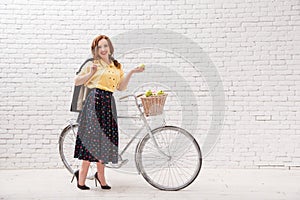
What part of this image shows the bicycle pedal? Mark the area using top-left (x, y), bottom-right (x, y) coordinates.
top-left (120, 159), bottom-right (129, 166)
top-left (109, 159), bottom-right (129, 168)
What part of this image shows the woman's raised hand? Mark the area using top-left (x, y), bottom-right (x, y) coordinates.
top-left (132, 67), bottom-right (145, 73)
top-left (132, 64), bottom-right (145, 73)
top-left (90, 64), bottom-right (98, 74)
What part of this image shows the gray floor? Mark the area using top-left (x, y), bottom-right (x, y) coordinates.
top-left (0, 168), bottom-right (299, 200)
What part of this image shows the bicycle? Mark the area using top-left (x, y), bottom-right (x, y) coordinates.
top-left (59, 93), bottom-right (202, 191)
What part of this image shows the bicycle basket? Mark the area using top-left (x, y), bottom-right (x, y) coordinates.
top-left (141, 94), bottom-right (168, 116)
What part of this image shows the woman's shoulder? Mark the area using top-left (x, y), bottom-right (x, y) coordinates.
top-left (77, 59), bottom-right (93, 75)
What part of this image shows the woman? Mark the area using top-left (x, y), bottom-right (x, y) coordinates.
top-left (72, 35), bottom-right (144, 190)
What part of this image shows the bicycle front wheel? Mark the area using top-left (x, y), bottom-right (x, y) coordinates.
top-left (135, 126), bottom-right (202, 191)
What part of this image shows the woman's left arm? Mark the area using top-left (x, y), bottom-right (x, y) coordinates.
top-left (117, 67), bottom-right (144, 91)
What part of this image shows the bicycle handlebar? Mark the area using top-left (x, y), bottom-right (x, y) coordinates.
top-left (119, 93), bottom-right (144, 101)
top-left (119, 93), bottom-right (145, 114)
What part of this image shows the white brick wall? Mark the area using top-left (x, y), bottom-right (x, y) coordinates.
top-left (0, 0), bottom-right (299, 169)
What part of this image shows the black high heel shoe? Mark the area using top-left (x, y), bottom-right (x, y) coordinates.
top-left (71, 170), bottom-right (90, 190)
top-left (94, 172), bottom-right (111, 190)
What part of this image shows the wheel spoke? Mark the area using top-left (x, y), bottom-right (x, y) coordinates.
top-left (136, 126), bottom-right (202, 190)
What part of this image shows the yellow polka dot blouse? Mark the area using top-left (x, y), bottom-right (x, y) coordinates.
top-left (78, 59), bottom-right (125, 92)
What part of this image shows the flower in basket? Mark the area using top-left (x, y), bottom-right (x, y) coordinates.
top-left (157, 90), bottom-right (164, 95)
top-left (144, 89), bottom-right (165, 97)
top-left (145, 89), bottom-right (153, 97)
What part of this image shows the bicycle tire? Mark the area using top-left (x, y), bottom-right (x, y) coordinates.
top-left (135, 126), bottom-right (202, 191)
top-left (59, 124), bottom-right (76, 174)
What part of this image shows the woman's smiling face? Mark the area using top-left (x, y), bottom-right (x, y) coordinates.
top-left (97, 39), bottom-right (110, 60)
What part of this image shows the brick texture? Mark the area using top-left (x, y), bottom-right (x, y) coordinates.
top-left (0, 0), bottom-right (299, 169)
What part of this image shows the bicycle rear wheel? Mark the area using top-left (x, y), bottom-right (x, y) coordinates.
top-left (58, 124), bottom-right (96, 179)
top-left (135, 126), bottom-right (202, 191)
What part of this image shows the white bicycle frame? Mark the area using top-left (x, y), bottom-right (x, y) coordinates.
top-left (67, 93), bottom-right (171, 168)
top-left (118, 94), bottom-right (171, 160)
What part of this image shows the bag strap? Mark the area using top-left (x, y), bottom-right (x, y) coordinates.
top-left (76, 58), bottom-right (93, 75)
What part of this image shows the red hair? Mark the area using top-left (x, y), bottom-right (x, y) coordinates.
top-left (91, 35), bottom-right (121, 68)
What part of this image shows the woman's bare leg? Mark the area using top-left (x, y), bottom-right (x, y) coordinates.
top-left (79, 160), bottom-right (90, 186)
top-left (96, 161), bottom-right (108, 185)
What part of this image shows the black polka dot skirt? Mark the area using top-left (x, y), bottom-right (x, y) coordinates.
top-left (74, 88), bottom-right (118, 164)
